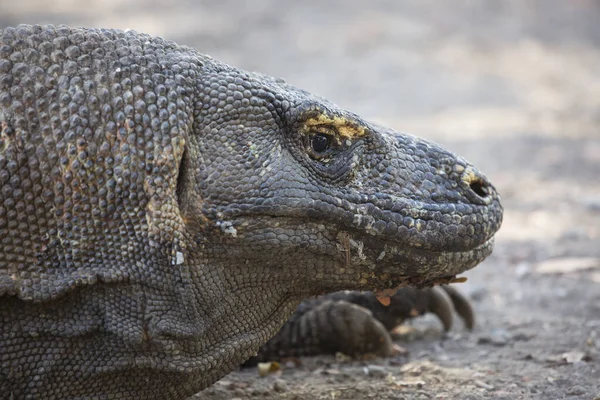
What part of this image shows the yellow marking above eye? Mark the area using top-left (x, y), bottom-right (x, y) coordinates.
top-left (305, 114), bottom-right (366, 139)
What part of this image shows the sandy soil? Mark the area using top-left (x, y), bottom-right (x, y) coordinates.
top-left (2, 1), bottom-right (599, 399)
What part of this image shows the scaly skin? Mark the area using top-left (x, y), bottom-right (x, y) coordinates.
top-left (246, 285), bottom-right (474, 364)
top-left (0, 25), bottom-right (502, 399)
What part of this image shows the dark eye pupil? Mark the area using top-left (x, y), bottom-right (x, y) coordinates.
top-left (311, 133), bottom-right (330, 153)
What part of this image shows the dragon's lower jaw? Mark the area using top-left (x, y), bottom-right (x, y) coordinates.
top-left (371, 236), bottom-right (495, 305)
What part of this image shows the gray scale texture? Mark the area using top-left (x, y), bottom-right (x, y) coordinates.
top-left (0, 25), bottom-right (502, 399)
top-left (247, 285), bottom-right (474, 364)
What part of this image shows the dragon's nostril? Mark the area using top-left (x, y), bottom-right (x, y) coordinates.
top-left (469, 179), bottom-right (488, 198)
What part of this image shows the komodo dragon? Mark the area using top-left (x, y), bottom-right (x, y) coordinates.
top-left (0, 25), bottom-right (503, 399)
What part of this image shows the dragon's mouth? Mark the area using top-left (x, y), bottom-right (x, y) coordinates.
top-left (218, 213), bottom-right (496, 267)
top-left (365, 236), bottom-right (496, 305)
top-left (223, 194), bottom-right (503, 254)
top-left (212, 214), bottom-right (496, 293)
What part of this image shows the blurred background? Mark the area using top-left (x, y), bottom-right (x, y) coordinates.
top-left (2, 1), bottom-right (599, 398)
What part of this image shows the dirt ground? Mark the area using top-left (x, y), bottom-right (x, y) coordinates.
top-left (2, 1), bottom-right (599, 399)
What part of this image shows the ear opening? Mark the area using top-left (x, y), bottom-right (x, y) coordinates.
top-left (173, 143), bottom-right (209, 231)
top-left (176, 145), bottom-right (189, 208)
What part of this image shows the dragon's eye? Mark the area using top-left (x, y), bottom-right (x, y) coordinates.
top-left (311, 133), bottom-right (330, 153)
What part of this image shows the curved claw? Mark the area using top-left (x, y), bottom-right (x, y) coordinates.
top-left (427, 286), bottom-right (454, 331)
top-left (441, 285), bottom-right (475, 330)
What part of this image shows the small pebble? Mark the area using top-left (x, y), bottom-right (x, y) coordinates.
top-left (473, 379), bottom-right (494, 390)
top-left (515, 262), bottom-right (531, 278)
top-left (273, 379), bottom-right (287, 393)
top-left (478, 328), bottom-right (511, 346)
top-left (363, 365), bottom-right (387, 378)
top-left (582, 197), bottom-right (600, 212)
top-left (566, 385), bottom-right (586, 396)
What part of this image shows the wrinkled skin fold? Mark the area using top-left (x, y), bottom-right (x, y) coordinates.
top-left (0, 25), bottom-right (502, 399)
